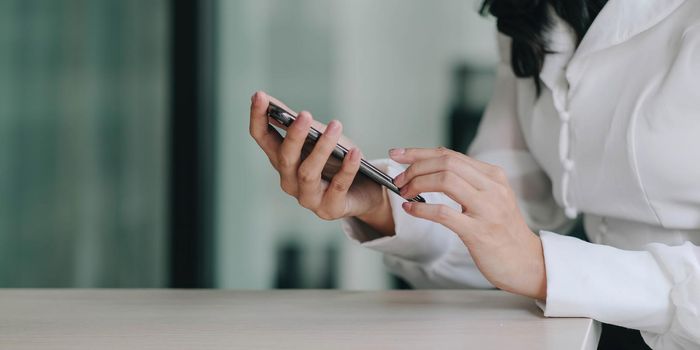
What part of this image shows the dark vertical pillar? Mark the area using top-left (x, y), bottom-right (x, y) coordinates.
top-left (168, 0), bottom-right (214, 288)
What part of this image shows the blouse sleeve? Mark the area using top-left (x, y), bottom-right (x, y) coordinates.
top-left (340, 33), bottom-right (572, 289)
top-left (539, 231), bottom-right (700, 349)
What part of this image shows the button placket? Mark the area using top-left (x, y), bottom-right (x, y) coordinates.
top-left (553, 88), bottom-right (577, 219)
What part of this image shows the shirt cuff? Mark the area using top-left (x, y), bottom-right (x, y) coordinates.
top-left (341, 159), bottom-right (454, 264)
top-left (537, 230), bottom-right (673, 334)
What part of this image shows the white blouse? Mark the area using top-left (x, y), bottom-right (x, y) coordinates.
top-left (342, 1), bottom-right (700, 349)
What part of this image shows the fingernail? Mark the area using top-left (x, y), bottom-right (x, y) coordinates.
top-left (399, 186), bottom-right (408, 196)
top-left (394, 172), bottom-right (405, 186)
top-left (402, 202), bottom-right (412, 211)
top-left (327, 120), bottom-right (340, 133)
top-left (389, 148), bottom-right (405, 156)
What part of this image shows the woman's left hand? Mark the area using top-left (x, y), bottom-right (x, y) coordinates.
top-left (391, 147), bottom-right (547, 300)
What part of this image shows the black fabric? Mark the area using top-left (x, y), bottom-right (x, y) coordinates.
top-left (598, 323), bottom-right (652, 350)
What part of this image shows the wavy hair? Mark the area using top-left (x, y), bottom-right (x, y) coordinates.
top-left (480, 0), bottom-right (608, 94)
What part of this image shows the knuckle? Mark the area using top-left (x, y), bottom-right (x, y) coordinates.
top-left (331, 180), bottom-right (349, 192)
top-left (277, 155), bottom-right (294, 169)
top-left (403, 166), bottom-right (413, 178)
top-left (441, 155), bottom-right (457, 170)
top-left (438, 171), bottom-right (454, 185)
top-left (436, 205), bottom-right (453, 221)
top-left (297, 167), bottom-right (316, 183)
top-left (300, 173), bottom-right (315, 184)
top-left (436, 146), bottom-right (452, 156)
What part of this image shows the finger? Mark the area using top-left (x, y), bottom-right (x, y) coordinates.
top-left (300, 120), bottom-right (343, 177)
top-left (278, 111), bottom-right (313, 168)
top-left (276, 111), bottom-right (313, 194)
top-left (401, 202), bottom-right (474, 236)
top-left (264, 94), bottom-right (326, 132)
top-left (249, 91), bottom-right (283, 155)
top-left (399, 172), bottom-right (481, 212)
top-left (262, 97), bottom-right (356, 153)
top-left (389, 146), bottom-right (453, 163)
top-left (266, 94), bottom-right (298, 117)
top-left (320, 147), bottom-right (361, 217)
top-left (394, 155), bottom-right (493, 190)
top-left (309, 119), bottom-right (358, 152)
top-left (266, 101), bottom-right (358, 155)
top-left (297, 120), bottom-right (343, 209)
top-left (390, 147), bottom-right (495, 175)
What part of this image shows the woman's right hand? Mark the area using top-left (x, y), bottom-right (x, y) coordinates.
top-left (248, 91), bottom-right (395, 236)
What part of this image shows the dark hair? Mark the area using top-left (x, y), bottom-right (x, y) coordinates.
top-left (480, 0), bottom-right (608, 93)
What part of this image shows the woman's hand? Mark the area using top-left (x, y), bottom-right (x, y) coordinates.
top-left (391, 147), bottom-right (547, 300)
top-left (249, 91), bottom-right (395, 236)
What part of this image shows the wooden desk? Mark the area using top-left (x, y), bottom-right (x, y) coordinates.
top-left (0, 289), bottom-right (599, 349)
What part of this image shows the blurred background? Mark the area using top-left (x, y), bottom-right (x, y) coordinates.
top-left (0, 0), bottom-right (497, 289)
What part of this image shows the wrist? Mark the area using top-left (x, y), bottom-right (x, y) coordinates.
top-left (517, 233), bottom-right (548, 300)
top-left (356, 187), bottom-right (395, 237)
top-left (490, 230), bottom-right (547, 301)
top-left (529, 234), bottom-right (548, 300)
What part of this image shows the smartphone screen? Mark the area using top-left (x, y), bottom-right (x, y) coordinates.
top-left (266, 102), bottom-right (425, 203)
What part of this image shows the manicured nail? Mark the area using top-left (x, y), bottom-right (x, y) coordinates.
top-left (394, 172), bottom-right (405, 186)
top-left (402, 202), bottom-right (412, 211)
top-left (389, 148), bottom-right (405, 156)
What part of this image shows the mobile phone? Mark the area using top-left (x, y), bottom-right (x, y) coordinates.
top-left (267, 102), bottom-right (425, 203)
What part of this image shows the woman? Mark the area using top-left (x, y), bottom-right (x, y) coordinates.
top-left (249, 0), bottom-right (700, 349)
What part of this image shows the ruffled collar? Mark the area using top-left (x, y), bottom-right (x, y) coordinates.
top-left (539, 0), bottom-right (688, 95)
top-left (571, 0), bottom-right (687, 66)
